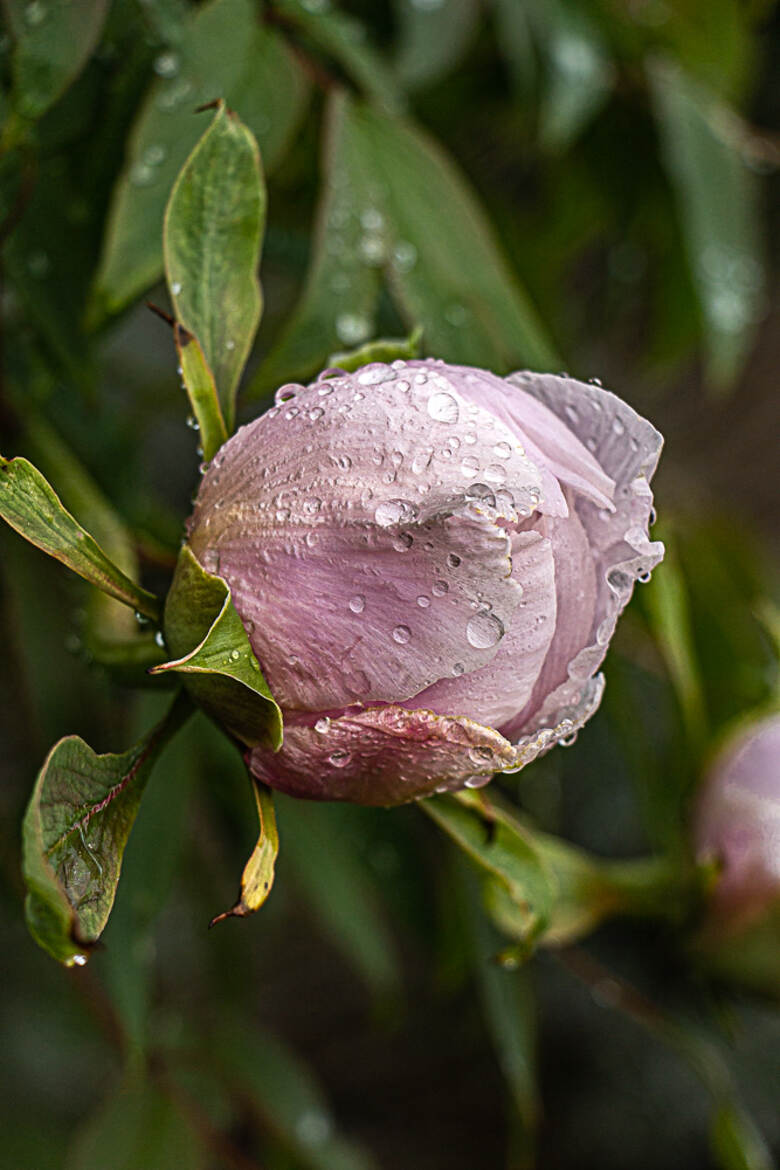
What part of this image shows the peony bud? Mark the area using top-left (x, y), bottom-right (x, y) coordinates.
top-left (167, 360), bottom-right (663, 805)
top-left (694, 715), bottom-right (780, 935)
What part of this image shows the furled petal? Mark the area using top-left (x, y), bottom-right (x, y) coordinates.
top-left (249, 705), bottom-right (519, 806)
top-left (502, 372), bottom-right (664, 741)
top-left (189, 364), bottom-right (544, 710)
top-left (407, 361), bottom-right (616, 513)
top-left (405, 528), bottom-right (557, 729)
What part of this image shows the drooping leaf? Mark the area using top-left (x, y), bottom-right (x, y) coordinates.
top-left (66, 1077), bottom-right (205, 1170)
top-left (215, 1018), bottom-right (379, 1170)
top-left (3, 0), bottom-right (109, 121)
top-left (276, 796), bottom-right (401, 998)
top-left (642, 524), bottom-right (708, 755)
top-left (529, 0), bottom-right (613, 150)
top-left (164, 100), bottom-right (265, 431)
top-left (454, 858), bottom-right (538, 1152)
top-left (327, 324), bottom-right (423, 372)
top-left (21, 691), bottom-right (191, 965)
top-left (91, 0), bottom-right (307, 320)
top-left (210, 777), bottom-right (279, 925)
top-left (393, 0), bottom-right (478, 90)
top-left (710, 1100), bottom-right (775, 1170)
top-left (155, 544), bottom-right (283, 750)
top-left (251, 90), bottom-right (383, 394)
top-left (173, 323), bottom-right (228, 462)
top-left (23, 417), bottom-right (165, 673)
top-left (273, 0), bottom-right (402, 115)
top-left (648, 58), bottom-right (764, 388)
top-left (0, 454), bottom-right (160, 621)
top-left (423, 790), bottom-right (555, 943)
top-left (254, 91), bottom-right (556, 394)
top-left (351, 97), bottom-right (556, 371)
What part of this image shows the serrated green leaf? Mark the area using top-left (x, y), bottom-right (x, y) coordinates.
top-left (22, 692), bottom-right (191, 965)
top-left (393, 0), bottom-right (478, 90)
top-left (91, 0), bottom-right (307, 320)
top-left (423, 790), bottom-right (555, 943)
top-left (210, 777), bottom-right (278, 925)
top-left (164, 100), bottom-right (264, 431)
top-left (3, 0), bottom-right (109, 121)
top-left (0, 454), bottom-right (160, 621)
top-left (327, 324), bottom-right (423, 372)
top-left (65, 1077), bottom-right (205, 1170)
top-left (251, 90), bottom-right (383, 394)
top-left (352, 97), bottom-right (556, 371)
top-left (648, 58), bottom-right (764, 389)
top-left (274, 0), bottom-right (402, 115)
top-left (173, 323), bottom-right (228, 462)
top-left (156, 544), bottom-right (283, 751)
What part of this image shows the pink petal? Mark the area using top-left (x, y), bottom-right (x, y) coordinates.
top-left (503, 373), bottom-right (664, 741)
top-left (407, 362), bottom-right (616, 513)
top-left (405, 528), bottom-right (558, 729)
top-left (248, 705), bottom-right (520, 805)
top-left (190, 365), bottom-right (545, 711)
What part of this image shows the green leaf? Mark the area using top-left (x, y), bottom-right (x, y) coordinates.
top-left (422, 790), bottom-right (555, 943)
top-left (210, 778), bottom-right (279, 925)
top-left (3, 0), bottom-right (109, 121)
top-left (21, 692), bottom-right (191, 966)
top-left (327, 324), bottom-right (423, 372)
top-left (156, 544), bottom-right (283, 751)
top-left (173, 323), bottom-right (228, 463)
top-left (276, 797), bottom-right (401, 998)
top-left (251, 90), bottom-right (383, 394)
top-left (455, 859), bottom-right (538, 1151)
top-left (164, 100), bottom-right (265, 431)
top-left (393, 0), bottom-right (478, 90)
top-left (648, 58), bottom-right (764, 388)
top-left (23, 417), bottom-right (165, 674)
top-left (349, 97), bottom-right (556, 371)
top-left (710, 1101), bottom-right (775, 1170)
top-left (66, 1077), bottom-right (204, 1170)
top-left (492, 0), bottom-right (537, 98)
top-left (529, 0), bottom-right (613, 150)
top-left (274, 0), bottom-right (403, 115)
top-left (215, 1018), bottom-right (379, 1170)
top-left (0, 454), bottom-right (160, 621)
top-left (642, 524), bottom-right (708, 755)
top-left (253, 92), bottom-right (555, 394)
top-left (91, 0), bottom-right (307, 320)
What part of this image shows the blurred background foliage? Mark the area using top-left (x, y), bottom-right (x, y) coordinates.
top-left (0, 0), bottom-right (779, 1167)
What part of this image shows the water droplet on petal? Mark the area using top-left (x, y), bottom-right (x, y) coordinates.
top-left (493, 441), bottom-right (512, 459)
top-left (393, 532), bottom-right (413, 551)
top-left (329, 749), bottom-right (352, 768)
top-left (348, 595), bottom-right (365, 613)
top-left (460, 454), bottom-right (480, 476)
top-left (452, 662), bottom-right (465, 676)
top-left (392, 625), bottom-right (411, 644)
top-left (416, 595), bottom-right (430, 608)
top-left (447, 553), bottom-right (461, 568)
top-left (315, 717), bottom-right (331, 734)
top-left (427, 391), bottom-right (459, 424)
top-left (466, 610), bottom-right (505, 649)
top-left (432, 580), bottom-right (449, 597)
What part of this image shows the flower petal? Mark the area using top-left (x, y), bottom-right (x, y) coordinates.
top-left (407, 362), bottom-right (616, 513)
top-left (503, 373), bottom-right (664, 741)
top-left (406, 528), bottom-right (557, 729)
top-left (190, 364), bottom-right (545, 710)
top-left (248, 705), bottom-right (520, 805)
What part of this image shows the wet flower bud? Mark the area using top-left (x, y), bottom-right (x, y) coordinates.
top-left (694, 715), bottom-right (780, 937)
top-left (169, 360), bottom-right (664, 805)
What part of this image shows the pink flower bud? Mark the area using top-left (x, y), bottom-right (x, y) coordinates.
top-left (694, 715), bottom-right (780, 933)
top-left (181, 360), bottom-right (663, 805)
